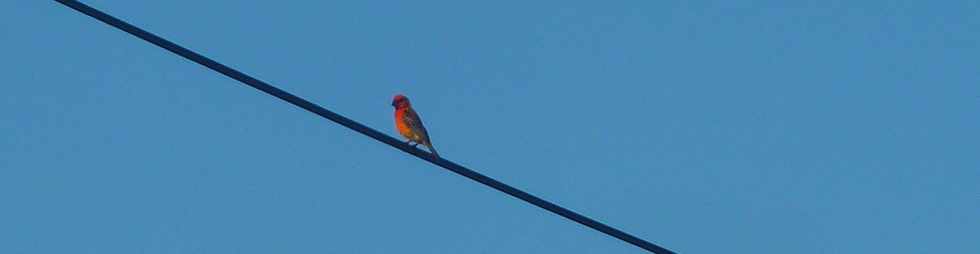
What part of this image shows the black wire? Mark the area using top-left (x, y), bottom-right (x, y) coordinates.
top-left (53, 1), bottom-right (676, 253)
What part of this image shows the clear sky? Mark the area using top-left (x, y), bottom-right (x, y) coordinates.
top-left (2, 1), bottom-right (978, 253)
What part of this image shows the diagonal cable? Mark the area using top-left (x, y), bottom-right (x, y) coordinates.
top-left (53, 1), bottom-right (675, 253)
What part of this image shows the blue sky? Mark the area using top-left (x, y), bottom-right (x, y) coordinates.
top-left (2, 1), bottom-right (978, 253)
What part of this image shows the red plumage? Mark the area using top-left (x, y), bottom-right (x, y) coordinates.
top-left (392, 94), bottom-right (438, 157)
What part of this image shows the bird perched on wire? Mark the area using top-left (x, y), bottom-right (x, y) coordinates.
top-left (392, 94), bottom-right (439, 157)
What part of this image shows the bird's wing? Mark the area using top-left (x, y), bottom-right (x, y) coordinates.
top-left (403, 108), bottom-right (430, 140)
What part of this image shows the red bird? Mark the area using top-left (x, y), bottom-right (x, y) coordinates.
top-left (392, 94), bottom-right (439, 157)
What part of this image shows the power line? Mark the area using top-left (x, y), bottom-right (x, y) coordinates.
top-left (53, 1), bottom-right (676, 253)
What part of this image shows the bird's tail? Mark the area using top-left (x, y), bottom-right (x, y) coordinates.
top-left (425, 142), bottom-right (439, 158)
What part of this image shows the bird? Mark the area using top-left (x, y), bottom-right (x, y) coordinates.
top-left (392, 94), bottom-right (439, 157)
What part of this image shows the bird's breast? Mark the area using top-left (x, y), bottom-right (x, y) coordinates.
top-left (394, 110), bottom-right (412, 136)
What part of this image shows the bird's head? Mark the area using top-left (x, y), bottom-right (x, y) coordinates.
top-left (392, 94), bottom-right (410, 108)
